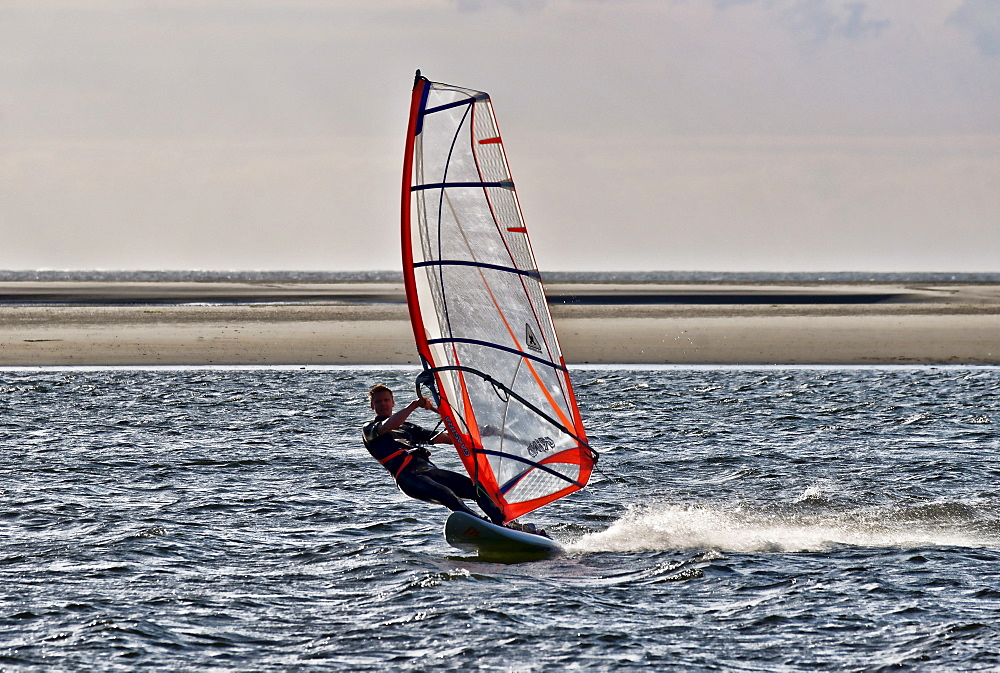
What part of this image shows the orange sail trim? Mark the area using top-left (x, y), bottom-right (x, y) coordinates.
top-left (469, 120), bottom-right (575, 435)
top-left (468, 116), bottom-right (578, 439)
top-left (475, 265), bottom-right (576, 434)
top-left (504, 486), bottom-right (580, 521)
top-left (459, 250), bottom-right (586, 517)
top-left (456, 365), bottom-right (484, 477)
top-left (503, 448), bottom-right (593, 519)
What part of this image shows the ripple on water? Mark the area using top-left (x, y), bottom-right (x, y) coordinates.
top-left (2, 366), bottom-right (1000, 671)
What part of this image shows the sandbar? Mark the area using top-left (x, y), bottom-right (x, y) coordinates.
top-left (1, 281), bottom-right (998, 366)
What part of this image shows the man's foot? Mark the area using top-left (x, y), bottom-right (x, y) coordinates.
top-left (504, 520), bottom-right (551, 539)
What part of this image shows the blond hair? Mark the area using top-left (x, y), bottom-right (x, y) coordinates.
top-left (368, 384), bottom-right (393, 401)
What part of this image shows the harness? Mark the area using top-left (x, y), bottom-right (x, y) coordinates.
top-left (377, 448), bottom-right (415, 479)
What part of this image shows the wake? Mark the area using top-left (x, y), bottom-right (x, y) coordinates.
top-left (568, 501), bottom-right (1000, 554)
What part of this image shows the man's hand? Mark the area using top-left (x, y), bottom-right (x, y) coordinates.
top-left (376, 396), bottom-right (433, 436)
top-left (415, 396), bottom-right (442, 414)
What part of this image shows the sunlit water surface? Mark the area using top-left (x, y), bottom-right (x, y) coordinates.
top-left (2, 366), bottom-right (999, 671)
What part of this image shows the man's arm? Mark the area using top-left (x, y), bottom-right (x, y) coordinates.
top-left (375, 397), bottom-right (432, 436)
top-left (431, 431), bottom-right (453, 445)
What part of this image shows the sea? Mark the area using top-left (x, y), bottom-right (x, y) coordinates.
top-left (2, 364), bottom-right (998, 671)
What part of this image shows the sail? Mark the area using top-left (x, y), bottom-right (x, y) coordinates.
top-left (401, 71), bottom-right (596, 522)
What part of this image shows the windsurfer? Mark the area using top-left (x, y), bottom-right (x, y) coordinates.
top-left (362, 384), bottom-right (508, 526)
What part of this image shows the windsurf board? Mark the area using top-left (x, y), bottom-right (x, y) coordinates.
top-left (444, 511), bottom-right (564, 560)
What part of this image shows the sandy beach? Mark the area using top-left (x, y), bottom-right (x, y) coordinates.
top-left (1, 281), bottom-right (998, 366)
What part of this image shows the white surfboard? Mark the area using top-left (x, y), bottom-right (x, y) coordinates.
top-left (444, 511), bottom-right (564, 560)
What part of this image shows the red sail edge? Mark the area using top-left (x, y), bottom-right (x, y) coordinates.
top-left (401, 74), bottom-right (428, 361)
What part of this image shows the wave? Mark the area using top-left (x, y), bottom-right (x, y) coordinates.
top-left (569, 501), bottom-right (1000, 554)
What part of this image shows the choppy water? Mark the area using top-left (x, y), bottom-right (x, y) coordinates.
top-left (2, 365), bottom-right (999, 671)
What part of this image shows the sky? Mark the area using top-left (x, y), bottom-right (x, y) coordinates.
top-left (1, 0), bottom-right (998, 272)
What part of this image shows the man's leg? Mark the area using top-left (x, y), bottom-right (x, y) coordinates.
top-left (426, 468), bottom-right (506, 525)
top-left (395, 470), bottom-right (483, 520)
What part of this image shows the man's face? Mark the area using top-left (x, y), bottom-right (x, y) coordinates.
top-left (370, 390), bottom-right (395, 418)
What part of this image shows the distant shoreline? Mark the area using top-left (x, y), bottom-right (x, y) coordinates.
top-left (1, 280), bottom-right (998, 366)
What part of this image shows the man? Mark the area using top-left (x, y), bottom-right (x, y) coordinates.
top-left (362, 384), bottom-right (507, 526)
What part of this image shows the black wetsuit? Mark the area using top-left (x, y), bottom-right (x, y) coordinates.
top-left (362, 416), bottom-right (505, 525)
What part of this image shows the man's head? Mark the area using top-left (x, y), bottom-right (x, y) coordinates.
top-left (369, 384), bottom-right (394, 418)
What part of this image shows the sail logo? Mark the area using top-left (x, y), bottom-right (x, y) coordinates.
top-left (443, 416), bottom-right (471, 457)
top-left (526, 436), bottom-right (555, 457)
top-left (525, 324), bottom-right (542, 352)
